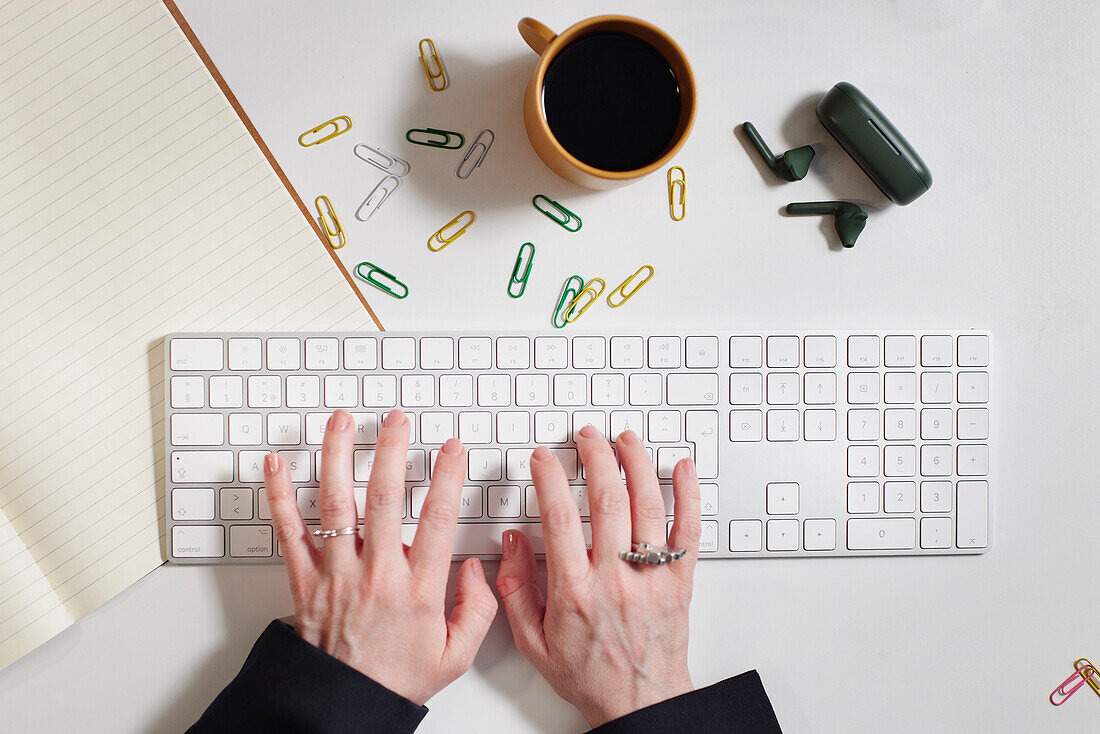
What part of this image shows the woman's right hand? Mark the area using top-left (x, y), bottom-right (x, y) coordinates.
top-left (495, 426), bottom-right (702, 727)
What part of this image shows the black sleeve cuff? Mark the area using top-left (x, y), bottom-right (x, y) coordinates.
top-left (188, 620), bottom-right (428, 734)
top-left (587, 670), bottom-right (783, 734)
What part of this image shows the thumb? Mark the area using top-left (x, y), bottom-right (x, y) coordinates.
top-left (442, 558), bottom-right (498, 679)
top-left (495, 530), bottom-right (546, 659)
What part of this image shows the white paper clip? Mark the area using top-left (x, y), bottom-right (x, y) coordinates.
top-left (354, 144), bottom-right (411, 177)
top-left (355, 175), bottom-right (402, 221)
top-left (455, 129), bottom-right (495, 180)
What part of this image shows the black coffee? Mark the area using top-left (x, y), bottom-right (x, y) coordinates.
top-left (542, 31), bottom-right (681, 172)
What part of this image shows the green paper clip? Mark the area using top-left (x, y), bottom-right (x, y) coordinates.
top-left (355, 261), bottom-right (409, 299)
top-left (508, 242), bottom-right (535, 298)
top-left (405, 128), bottom-right (465, 149)
top-left (532, 194), bottom-right (582, 232)
top-left (552, 275), bottom-right (585, 328)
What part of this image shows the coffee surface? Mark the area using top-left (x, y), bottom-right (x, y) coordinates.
top-left (542, 31), bottom-right (681, 172)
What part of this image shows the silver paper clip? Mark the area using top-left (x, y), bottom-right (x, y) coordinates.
top-left (455, 129), bottom-right (495, 180)
top-left (354, 144), bottom-right (411, 177)
top-left (355, 175), bottom-right (402, 221)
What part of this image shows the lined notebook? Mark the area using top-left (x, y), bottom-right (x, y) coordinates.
top-left (0, 0), bottom-right (375, 670)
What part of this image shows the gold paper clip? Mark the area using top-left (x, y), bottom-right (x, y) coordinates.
top-left (297, 115), bottom-right (353, 147)
top-left (456, 129), bottom-right (495, 180)
top-left (564, 277), bottom-right (606, 323)
top-left (354, 144), bottom-right (411, 177)
top-left (355, 175), bottom-right (402, 221)
top-left (419, 38), bottom-right (449, 92)
top-left (427, 210), bottom-right (475, 252)
top-left (667, 166), bottom-right (686, 221)
top-left (355, 261), bottom-right (409, 299)
top-left (552, 275), bottom-right (585, 329)
top-left (607, 265), bottom-right (655, 308)
top-left (314, 195), bottom-right (345, 249)
top-left (1075, 659), bottom-right (1100, 698)
top-left (1051, 665), bottom-right (1098, 706)
top-left (532, 194), bottom-right (582, 232)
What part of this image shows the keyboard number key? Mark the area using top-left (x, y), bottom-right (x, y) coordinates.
top-left (847, 445), bottom-right (879, 477)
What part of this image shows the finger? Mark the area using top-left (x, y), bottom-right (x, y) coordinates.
top-left (576, 425), bottom-right (630, 564)
top-left (617, 429), bottom-right (669, 548)
top-left (318, 409), bottom-right (361, 572)
top-left (668, 458), bottom-right (702, 583)
top-left (442, 559), bottom-right (499, 680)
top-left (530, 445), bottom-right (590, 585)
top-left (495, 530), bottom-right (546, 659)
top-left (408, 438), bottom-right (465, 584)
top-left (264, 452), bottom-right (321, 591)
top-left (363, 409), bottom-right (411, 563)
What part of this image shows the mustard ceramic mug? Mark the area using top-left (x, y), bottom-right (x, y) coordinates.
top-left (518, 15), bottom-right (697, 189)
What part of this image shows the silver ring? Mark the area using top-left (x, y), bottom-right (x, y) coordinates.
top-left (619, 542), bottom-right (687, 566)
top-left (312, 526), bottom-right (357, 540)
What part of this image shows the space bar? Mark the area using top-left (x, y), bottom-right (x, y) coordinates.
top-left (400, 522), bottom-right (593, 555)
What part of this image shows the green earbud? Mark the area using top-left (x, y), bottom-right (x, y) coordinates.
top-left (742, 122), bottom-right (816, 182)
top-left (785, 201), bottom-right (868, 248)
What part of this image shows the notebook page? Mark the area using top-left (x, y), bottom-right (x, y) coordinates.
top-left (0, 0), bottom-right (374, 669)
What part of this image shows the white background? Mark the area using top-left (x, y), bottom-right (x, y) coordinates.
top-left (2, 0), bottom-right (1098, 731)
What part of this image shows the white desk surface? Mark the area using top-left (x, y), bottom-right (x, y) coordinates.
top-left (2, 0), bottom-right (1098, 731)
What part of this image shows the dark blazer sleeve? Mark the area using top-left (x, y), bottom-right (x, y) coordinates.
top-left (587, 671), bottom-right (783, 734)
top-left (188, 620), bottom-right (428, 734)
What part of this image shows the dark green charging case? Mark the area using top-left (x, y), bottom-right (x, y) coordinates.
top-left (816, 82), bottom-right (932, 205)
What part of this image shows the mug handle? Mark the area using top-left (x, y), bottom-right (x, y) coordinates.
top-left (518, 17), bottom-right (557, 55)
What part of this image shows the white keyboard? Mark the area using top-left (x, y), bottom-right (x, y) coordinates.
top-left (164, 331), bottom-right (992, 563)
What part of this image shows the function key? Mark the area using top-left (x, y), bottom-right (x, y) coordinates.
top-left (920, 335), bottom-right (953, 367)
top-left (803, 335), bottom-right (836, 367)
top-left (685, 336), bottom-right (719, 368)
top-left (766, 335), bottom-right (799, 368)
top-left (458, 337), bottom-right (492, 369)
top-left (497, 337), bottom-right (531, 369)
top-left (884, 335), bottom-right (917, 368)
top-left (343, 337), bottom-right (378, 370)
top-left (382, 337), bottom-right (416, 369)
top-left (730, 336), bottom-right (763, 368)
top-left (228, 337), bottom-right (262, 370)
top-left (573, 336), bottom-right (606, 369)
top-left (305, 338), bottom-right (339, 370)
top-left (610, 336), bottom-right (644, 368)
top-left (847, 335), bottom-right (881, 368)
top-left (956, 335), bottom-right (989, 367)
top-left (420, 337), bottom-right (455, 370)
top-left (170, 337), bottom-right (224, 371)
top-left (648, 337), bottom-right (681, 368)
top-left (535, 336), bottom-right (569, 369)
top-left (267, 338), bottom-right (301, 370)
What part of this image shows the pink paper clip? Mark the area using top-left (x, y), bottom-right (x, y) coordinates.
top-left (1050, 665), bottom-right (1098, 706)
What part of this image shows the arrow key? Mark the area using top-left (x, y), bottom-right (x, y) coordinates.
top-left (729, 520), bottom-right (762, 552)
top-left (766, 519), bottom-right (799, 551)
top-left (803, 518), bottom-right (836, 551)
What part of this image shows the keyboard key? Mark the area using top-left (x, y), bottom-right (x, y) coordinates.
top-left (657, 447), bottom-right (691, 478)
top-left (591, 374), bottom-right (625, 406)
top-left (685, 336), bottom-right (719, 368)
top-left (699, 483), bottom-right (719, 515)
top-left (956, 481), bottom-right (989, 548)
top-left (278, 450), bottom-right (311, 482)
top-left (803, 373), bottom-right (836, 405)
top-left (847, 482), bottom-right (879, 513)
top-left (847, 518), bottom-right (915, 550)
top-left (803, 409), bottom-right (837, 441)
top-left (803, 519), bottom-right (836, 551)
top-left (884, 335), bottom-right (917, 367)
top-left (382, 337), bottom-right (416, 369)
top-left (648, 337), bottom-right (681, 368)
top-left (848, 373), bottom-right (881, 404)
top-left (286, 376), bottom-right (321, 408)
top-left (847, 445), bottom-right (879, 477)
top-left (459, 486), bottom-right (484, 518)
top-left (729, 520), bottom-right (763, 552)
top-left (507, 448), bottom-right (577, 480)
top-left (730, 410), bottom-right (763, 442)
top-left (648, 411), bottom-right (681, 442)
top-left (257, 490), bottom-right (271, 520)
top-left (884, 445), bottom-right (916, 477)
top-left (920, 335), bottom-right (953, 367)
top-left (171, 414), bottom-right (223, 446)
top-left (957, 445), bottom-right (988, 476)
top-left (405, 450), bottom-right (427, 481)
top-left (920, 445), bottom-right (952, 476)
top-left (267, 338), bottom-right (300, 370)
top-left (609, 336), bottom-right (644, 369)
top-left (220, 488), bottom-right (253, 520)
top-left (172, 451), bottom-right (233, 483)
top-left (847, 409), bottom-right (880, 441)
top-left (552, 374), bottom-right (586, 406)
top-left (458, 337), bottom-right (492, 369)
top-left (516, 374), bottom-right (550, 406)
top-left (475, 374), bottom-right (509, 407)
top-left (170, 338), bottom-right (223, 371)
top-left (803, 336), bottom-right (836, 367)
top-left (766, 519), bottom-right (799, 551)
top-left (730, 373), bottom-right (762, 405)
top-left (610, 410), bottom-right (645, 441)
top-left (730, 336), bottom-right (762, 368)
top-left (920, 481), bottom-right (952, 512)
top-left (628, 373), bottom-right (661, 406)
top-left (685, 410), bottom-right (719, 478)
top-left (401, 521), bottom-right (592, 555)
top-left (305, 338), bottom-right (339, 370)
top-left (920, 408), bottom-right (952, 440)
top-left (172, 487), bottom-right (215, 520)
top-left (956, 335), bottom-right (989, 367)
top-left (572, 337), bottom-right (605, 368)
top-left (766, 373), bottom-right (798, 405)
top-left (420, 337), bottom-right (455, 369)
top-left (229, 414), bottom-right (262, 446)
top-left (363, 376), bottom-right (397, 407)
top-left (228, 338), bottom-right (262, 370)
top-left (766, 410), bottom-right (799, 441)
top-left (695, 520), bottom-right (720, 553)
top-left (957, 409), bottom-right (989, 440)
top-left (343, 337), bottom-right (378, 370)
top-left (440, 374), bottom-right (475, 407)
top-left (534, 411), bottom-right (569, 444)
top-left (459, 412), bottom-right (492, 444)
top-left (498, 337), bottom-right (531, 369)
top-left (488, 485), bottom-right (521, 518)
top-left (884, 481), bottom-right (916, 513)
top-left (766, 335), bottom-right (799, 368)
top-left (884, 409), bottom-right (917, 440)
top-left (884, 372), bottom-right (917, 404)
top-left (267, 413), bottom-right (302, 445)
top-left (209, 376), bottom-right (244, 408)
top-left (668, 373), bottom-right (718, 405)
top-left (766, 482), bottom-right (799, 515)
top-left (920, 517), bottom-right (952, 549)
top-left (535, 336), bottom-right (569, 368)
top-left (171, 376), bottom-right (204, 409)
top-left (847, 335), bottom-right (880, 367)
top-left (920, 372), bottom-right (952, 403)
top-left (173, 525), bottom-right (224, 558)
top-left (498, 411), bottom-right (532, 443)
top-left (420, 412), bottom-right (455, 444)
top-left (230, 525), bottom-right (273, 557)
top-left (401, 375), bottom-right (435, 407)
top-left (469, 449), bottom-right (503, 481)
top-left (321, 375), bottom-right (356, 407)
top-left (957, 372), bottom-right (989, 403)
top-left (570, 411), bottom-right (606, 440)
top-left (247, 375), bottom-right (280, 408)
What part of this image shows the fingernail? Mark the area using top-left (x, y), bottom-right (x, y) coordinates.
top-left (339, 410), bottom-right (353, 431)
top-left (618, 429), bottom-right (641, 446)
top-left (442, 437), bottom-right (462, 455)
top-left (502, 530), bottom-right (516, 559)
top-left (531, 446), bottom-right (551, 463)
top-left (578, 424), bottom-right (599, 439)
top-left (264, 453), bottom-right (279, 474)
top-left (470, 558), bottom-right (486, 581)
top-left (684, 458), bottom-right (697, 479)
top-left (384, 410), bottom-right (406, 427)
top-left (325, 413), bottom-right (335, 430)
